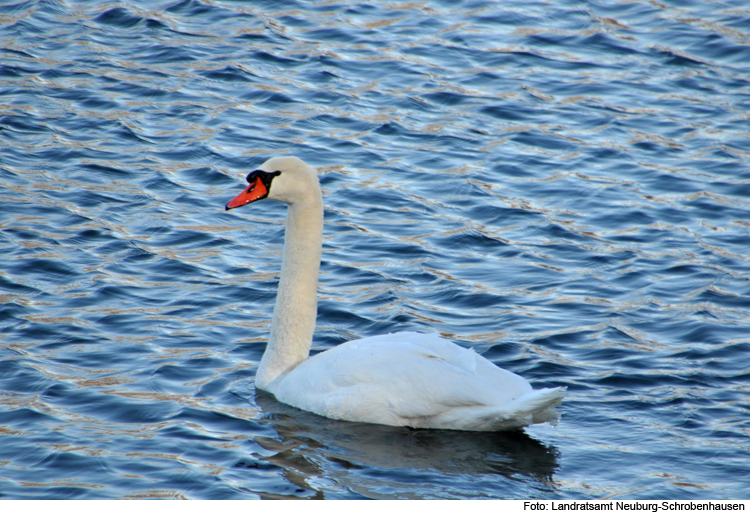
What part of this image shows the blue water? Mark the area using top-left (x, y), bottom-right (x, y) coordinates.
top-left (1, 0), bottom-right (749, 499)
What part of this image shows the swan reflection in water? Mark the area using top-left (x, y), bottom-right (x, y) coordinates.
top-left (245, 391), bottom-right (560, 499)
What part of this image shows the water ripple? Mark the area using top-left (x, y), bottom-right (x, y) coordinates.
top-left (1, 0), bottom-right (749, 499)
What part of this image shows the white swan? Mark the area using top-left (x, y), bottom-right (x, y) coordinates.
top-left (226, 157), bottom-right (565, 431)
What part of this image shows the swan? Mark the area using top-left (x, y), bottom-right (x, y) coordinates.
top-left (226, 156), bottom-right (565, 431)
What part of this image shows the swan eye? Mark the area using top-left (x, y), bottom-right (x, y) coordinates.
top-left (246, 169), bottom-right (281, 185)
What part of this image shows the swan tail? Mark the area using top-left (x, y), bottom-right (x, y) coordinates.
top-left (506, 387), bottom-right (567, 426)
top-left (419, 387), bottom-right (566, 431)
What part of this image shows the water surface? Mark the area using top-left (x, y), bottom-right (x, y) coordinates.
top-left (1, 0), bottom-right (749, 499)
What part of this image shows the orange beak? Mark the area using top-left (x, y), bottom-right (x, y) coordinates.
top-left (226, 178), bottom-right (269, 210)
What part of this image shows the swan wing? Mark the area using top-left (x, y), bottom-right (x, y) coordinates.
top-left (271, 332), bottom-right (558, 430)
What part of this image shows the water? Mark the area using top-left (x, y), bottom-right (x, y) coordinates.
top-left (1, 0), bottom-right (749, 499)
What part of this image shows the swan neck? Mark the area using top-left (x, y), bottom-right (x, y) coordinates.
top-left (256, 192), bottom-right (323, 390)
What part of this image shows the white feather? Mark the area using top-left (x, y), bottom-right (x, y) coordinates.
top-left (229, 157), bottom-right (565, 431)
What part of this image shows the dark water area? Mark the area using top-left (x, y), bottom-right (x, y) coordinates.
top-left (1, 0), bottom-right (749, 499)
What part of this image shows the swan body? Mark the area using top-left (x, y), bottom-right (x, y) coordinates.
top-left (226, 157), bottom-right (565, 431)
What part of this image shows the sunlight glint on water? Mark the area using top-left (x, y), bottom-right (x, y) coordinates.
top-left (0, 0), bottom-right (749, 499)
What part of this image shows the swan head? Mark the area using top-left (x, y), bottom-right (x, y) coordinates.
top-left (225, 156), bottom-right (318, 210)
